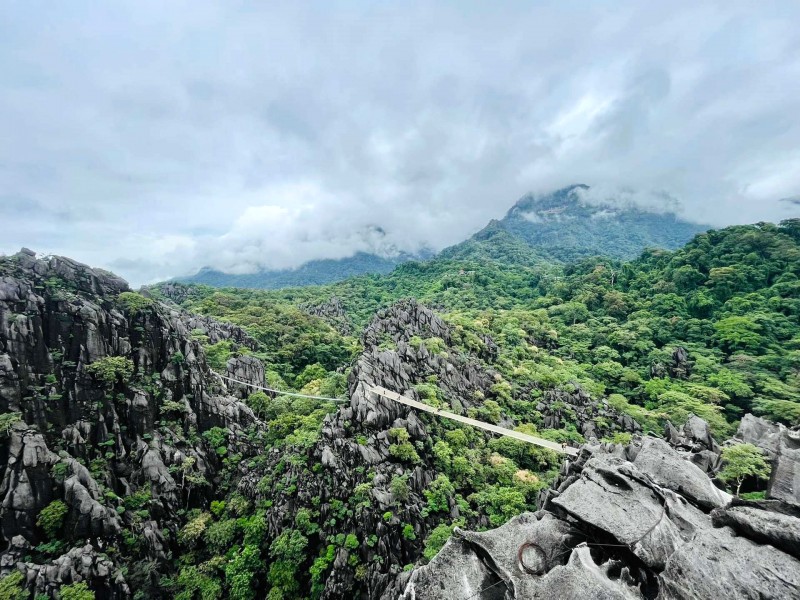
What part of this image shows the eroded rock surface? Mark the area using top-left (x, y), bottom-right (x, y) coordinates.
top-left (0, 250), bottom-right (265, 597)
top-left (407, 423), bottom-right (800, 600)
top-left (734, 414), bottom-right (800, 506)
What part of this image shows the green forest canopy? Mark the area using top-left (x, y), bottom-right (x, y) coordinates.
top-left (143, 219), bottom-right (800, 599)
top-left (153, 219), bottom-right (800, 433)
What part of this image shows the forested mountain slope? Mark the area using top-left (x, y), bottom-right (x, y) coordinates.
top-left (156, 220), bottom-right (800, 433)
top-left (175, 251), bottom-right (429, 290)
top-left (0, 218), bottom-right (798, 599)
top-left (442, 184), bottom-right (708, 265)
top-left (497, 184), bottom-right (709, 261)
top-left (172, 185), bottom-right (707, 291)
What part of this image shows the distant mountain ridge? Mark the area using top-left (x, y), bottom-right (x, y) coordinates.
top-left (174, 185), bottom-right (709, 289)
top-left (175, 250), bottom-right (430, 289)
top-left (445, 184), bottom-right (709, 263)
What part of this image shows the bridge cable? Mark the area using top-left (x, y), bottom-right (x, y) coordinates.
top-left (214, 373), bottom-right (349, 403)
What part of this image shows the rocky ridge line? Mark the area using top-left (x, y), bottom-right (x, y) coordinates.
top-left (0, 250), bottom-right (266, 598)
top-left (400, 415), bottom-right (800, 599)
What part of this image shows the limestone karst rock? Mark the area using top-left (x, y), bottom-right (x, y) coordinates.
top-left (0, 250), bottom-right (264, 597)
top-left (3, 249), bottom-right (798, 599)
top-left (405, 430), bottom-right (800, 599)
top-left (734, 414), bottom-right (800, 507)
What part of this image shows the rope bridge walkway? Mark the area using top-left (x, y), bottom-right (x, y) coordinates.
top-left (367, 385), bottom-right (579, 456)
top-left (216, 374), bottom-right (578, 456)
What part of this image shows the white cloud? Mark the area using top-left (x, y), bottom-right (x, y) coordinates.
top-left (1, 1), bottom-right (799, 285)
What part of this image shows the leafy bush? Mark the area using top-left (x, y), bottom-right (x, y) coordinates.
top-left (85, 356), bottom-right (134, 386)
top-left (0, 571), bottom-right (27, 600)
top-left (59, 582), bottom-right (95, 600)
top-left (309, 545), bottom-right (336, 598)
top-left (0, 413), bottom-right (21, 437)
top-left (37, 500), bottom-right (68, 538)
top-left (423, 522), bottom-right (461, 560)
top-left (203, 519), bottom-right (238, 553)
top-left (389, 442), bottom-right (420, 464)
top-left (389, 475), bottom-right (410, 502)
top-left (178, 512), bottom-right (212, 546)
top-left (117, 292), bottom-right (155, 314)
top-left (423, 475), bottom-right (455, 515)
top-left (402, 524), bottom-right (417, 540)
top-left (469, 485), bottom-right (527, 527)
top-left (388, 427), bottom-right (420, 463)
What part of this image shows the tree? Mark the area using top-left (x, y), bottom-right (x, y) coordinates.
top-left (423, 522), bottom-right (460, 560)
top-left (245, 391), bottom-right (271, 418)
top-left (227, 544), bottom-right (262, 600)
top-left (175, 566), bottom-right (222, 600)
top-left (549, 301), bottom-right (589, 325)
top-left (713, 316), bottom-right (763, 354)
top-left (117, 291), bottom-right (155, 314)
top-left (718, 443), bottom-right (771, 497)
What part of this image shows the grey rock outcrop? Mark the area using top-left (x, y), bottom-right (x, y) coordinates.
top-left (535, 386), bottom-right (641, 440)
top-left (63, 474), bottom-right (122, 538)
top-left (408, 422), bottom-right (800, 599)
top-left (399, 512), bottom-right (642, 600)
top-left (631, 437), bottom-right (730, 510)
top-left (225, 354), bottom-right (266, 398)
top-left (711, 502), bottom-right (800, 560)
top-left (664, 414), bottom-right (722, 474)
top-left (658, 526), bottom-right (800, 599)
top-left (180, 313), bottom-right (259, 350)
top-left (302, 296), bottom-right (353, 335)
top-left (19, 542), bottom-right (129, 599)
top-left (734, 414), bottom-right (800, 506)
top-left (0, 425), bottom-right (59, 541)
top-left (0, 250), bottom-right (267, 597)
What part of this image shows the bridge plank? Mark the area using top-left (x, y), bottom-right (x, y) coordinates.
top-left (368, 385), bottom-right (579, 456)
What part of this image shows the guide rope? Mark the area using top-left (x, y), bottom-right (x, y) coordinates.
top-left (460, 578), bottom-right (508, 600)
top-left (215, 373), bottom-right (349, 402)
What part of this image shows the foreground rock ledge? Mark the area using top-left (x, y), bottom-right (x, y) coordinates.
top-left (399, 436), bottom-right (800, 600)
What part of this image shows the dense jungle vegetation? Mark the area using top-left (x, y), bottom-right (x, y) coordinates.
top-left (155, 219), bottom-right (800, 435)
top-left (139, 219), bottom-right (800, 599)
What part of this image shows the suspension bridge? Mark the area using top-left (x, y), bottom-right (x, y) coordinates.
top-left (218, 374), bottom-right (578, 456)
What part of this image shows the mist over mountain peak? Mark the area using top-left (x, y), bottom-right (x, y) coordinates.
top-left (509, 184), bottom-right (689, 226)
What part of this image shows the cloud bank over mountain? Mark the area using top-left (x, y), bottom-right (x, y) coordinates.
top-left (1, 1), bottom-right (799, 284)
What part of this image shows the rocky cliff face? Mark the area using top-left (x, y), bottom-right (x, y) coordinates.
top-left (0, 253), bottom-right (647, 598)
top-left (735, 413), bottom-right (800, 508)
top-left (4, 249), bottom-right (795, 599)
top-left (302, 297), bottom-right (353, 335)
top-left (0, 250), bottom-right (264, 598)
top-left (402, 416), bottom-right (800, 599)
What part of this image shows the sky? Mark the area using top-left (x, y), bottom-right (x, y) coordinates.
top-left (1, 1), bottom-right (799, 286)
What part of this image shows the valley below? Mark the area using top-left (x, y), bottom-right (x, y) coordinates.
top-left (1, 217), bottom-right (799, 599)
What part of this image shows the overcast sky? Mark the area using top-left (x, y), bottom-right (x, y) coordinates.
top-left (2, 1), bottom-right (799, 285)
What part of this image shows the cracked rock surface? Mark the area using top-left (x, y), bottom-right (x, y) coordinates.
top-left (403, 425), bottom-right (800, 600)
top-left (0, 250), bottom-right (264, 598)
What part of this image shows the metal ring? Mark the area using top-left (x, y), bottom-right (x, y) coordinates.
top-left (517, 541), bottom-right (547, 575)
